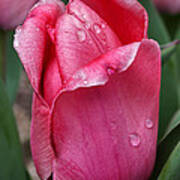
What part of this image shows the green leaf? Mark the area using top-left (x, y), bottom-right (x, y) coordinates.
top-left (175, 25), bottom-right (180, 106)
top-left (0, 78), bottom-right (27, 180)
top-left (138, 0), bottom-right (169, 43)
top-left (160, 110), bottom-right (180, 143)
top-left (5, 31), bottom-right (22, 104)
top-left (161, 14), bottom-right (180, 40)
top-left (159, 63), bottom-right (179, 138)
top-left (139, 0), bottom-right (178, 140)
top-left (161, 46), bottom-right (177, 65)
top-left (150, 124), bottom-right (180, 179)
top-left (61, 0), bottom-right (69, 4)
top-left (158, 142), bottom-right (180, 180)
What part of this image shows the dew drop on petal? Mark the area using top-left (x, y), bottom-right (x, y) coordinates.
top-left (14, 39), bottom-right (19, 48)
top-left (14, 27), bottom-right (22, 48)
top-left (82, 14), bottom-right (87, 20)
top-left (145, 119), bottom-right (154, 129)
top-left (83, 80), bottom-right (88, 85)
top-left (77, 30), bottom-right (86, 42)
top-left (93, 24), bottom-right (101, 34)
top-left (129, 133), bottom-right (141, 147)
top-left (107, 67), bottom-right (115, 75)
top-left (101, 23), bottom-right (106, 29)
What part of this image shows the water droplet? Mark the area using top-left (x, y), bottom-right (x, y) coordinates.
top-left (145, 119), bottom-right (154, 129)
top-left (14, 39), bottom-right (19, 48)
top-left (110, 122), bottom-right (117, 130)
top-left (129, 133), bottom-right (141, 147)
top-left (101, 23), bottom-right (106, 29)
top-left (93, 24), bottom-right (101, 34)
top-left (82, 14), bottom-right (87, 20)
top-left (107, 67), bottom-right (115, 75)
top-left (83, 80), bottom-right (88, 85)
top-left (77, 30), bottom-right (86, 42)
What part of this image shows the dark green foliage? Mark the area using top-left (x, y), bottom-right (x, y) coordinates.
top-left (0, 78), bottom-right (27, 180)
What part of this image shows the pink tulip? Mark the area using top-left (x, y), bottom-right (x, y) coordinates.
top-left (0, 0), bottom-right (38, 29)
top-left (153, 0), bottom-right (180, 14)
top-left (14, 0), bottom-right (161, 179)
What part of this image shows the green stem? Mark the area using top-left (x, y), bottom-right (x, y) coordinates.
top-left (161, 40), bottom-right (180, 65)
top-left (161, 40), bottom-right (180, 49)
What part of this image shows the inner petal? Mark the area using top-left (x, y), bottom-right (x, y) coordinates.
top-left (56, 0), bottom-right (121, 81)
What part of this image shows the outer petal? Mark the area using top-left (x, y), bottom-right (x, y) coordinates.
top-left (51, 39), bottom-right (161, 180)
top-left (79, 0), bottom-right (148, 44)
top-left (153, 0), bottom-right (180, 14)
top-left (31, 94), bottom-right (54, 179)
top-left (14, 0), bottom-right (65, 104)
top-left (0, 0), bottom-right (38, 29)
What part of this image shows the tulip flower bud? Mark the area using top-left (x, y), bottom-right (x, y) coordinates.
top-left (14, 0), bottom-right (161, 179)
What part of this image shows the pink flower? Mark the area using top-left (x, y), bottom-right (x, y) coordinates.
top-left (153, 0), bottom-right (180, 14)
top-left (14, 0), bottom-right (161, 179)
top-left (0, 0), bottom-right (38, 29)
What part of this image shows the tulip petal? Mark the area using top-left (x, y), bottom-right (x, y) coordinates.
top-left (56, 0), bottom-right (121, 80)
top-left (14, 0), bottom-right (65, 102)
top-left (31, 94), bottom-right (54, 179)
top-left (51, 39), bottom-right (161, 179)
top-left (79, 0), bottom-right (148, 44)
